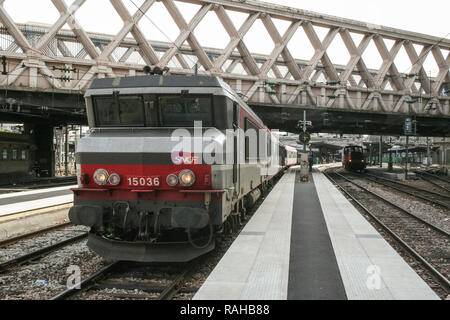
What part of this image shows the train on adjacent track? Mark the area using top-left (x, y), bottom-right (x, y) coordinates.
top-left (342, 145), bottom-right (366, 171)
top-left (69, 75), bottom-right (298, 262)
top-left (0, 132), bottom-right (36, 185)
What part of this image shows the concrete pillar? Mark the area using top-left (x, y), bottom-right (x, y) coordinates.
top-left (64, 126), bottom-right (68, 176)
top-left (379, 136), bottom-right (383, 168)
top-left (444, 137), bottom-right (448, 174)
top-left (388, 151), bottom-right (393, 172)
top-left (32, 124), bottom-right (55, 177)
top-left (405, 136), bottom-right (409, 180)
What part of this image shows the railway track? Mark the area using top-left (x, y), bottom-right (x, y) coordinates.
top-left (325, 170), bottom-right (450, 293)
top-left (4, 172), bottom-right (281, 300)
top-left (51, 262), bottom-right (194, 300)
top-left (359, 172), bottom-right (450, 210)
top-left (0, 232), bottom-right (88, 273)
top-left (414, 171), bottom-right (450, 194)
top-left (49, 174), bottom-right (283, 301)
top-left (0, 222), bottom-right (73, 248)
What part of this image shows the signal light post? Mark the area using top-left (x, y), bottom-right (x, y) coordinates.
top-left (298, 111), bottom-right (312, 152)
top-left (404, 116), bottom-right (416, 180)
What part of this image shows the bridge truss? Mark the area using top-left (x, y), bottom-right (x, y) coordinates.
top-left (0, 0), bottom-right (449, 117)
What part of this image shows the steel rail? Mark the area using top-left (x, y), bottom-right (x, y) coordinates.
top-left (414, 170), bottom-right (450, 184)
top-left (363, 172), bottom-right (450, 199)
top-left (413, 171), bottom-right (450, 193)
top-left (357, 172), bottom-right (450, 210)
top-left (0, 222), bottom-right (72, 248)
top-left (157, 268), bottom-right (191, 300)
top-left (50, 262), bottom-right (119, 300)
top-left (333, 171), bottom-right (450, 237)
top-left (324, 171), bottom-right (450, 293)
top-left (0, 233), bottom-right (88, 273)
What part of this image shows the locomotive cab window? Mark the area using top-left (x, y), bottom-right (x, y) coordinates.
top-left (94, 95), bottom-right (145, 127)
top-left (158, 96), bottom-right (213, 127)
top-left (345, 146), bottom-right (362, 154)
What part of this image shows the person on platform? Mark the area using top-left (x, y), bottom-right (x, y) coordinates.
top-left (308, 153), bottom-right (313, 173)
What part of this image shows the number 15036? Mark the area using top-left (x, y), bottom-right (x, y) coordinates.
top-left (127, 176), bottom-right (160, 187)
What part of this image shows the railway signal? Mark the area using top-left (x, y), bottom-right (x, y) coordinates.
top-left (297, 120), bottom-right (312, 131)
top-left (299, 131), bottom-right (311, 144)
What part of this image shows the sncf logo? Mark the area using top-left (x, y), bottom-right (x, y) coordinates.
top-left (172, 151), bottom-right (200, 165)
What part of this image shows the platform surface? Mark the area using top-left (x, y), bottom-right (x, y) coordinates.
top-left (0, 185), bottom-right (74, 217)
top-left (193, 167), bottom-right (439, 300)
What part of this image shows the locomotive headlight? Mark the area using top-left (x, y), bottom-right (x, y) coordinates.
top-left (166, 174), bottom-right (179, 187)
top-left (94, 169), bottom-right (109, 186)
top-left (179, 170), bottom-right (195, 187)
top-left (108, 173), bottom-right (121, 186)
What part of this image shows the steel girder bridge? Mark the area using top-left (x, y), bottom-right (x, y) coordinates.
top-left (0, 0), bottom-right (449, 134)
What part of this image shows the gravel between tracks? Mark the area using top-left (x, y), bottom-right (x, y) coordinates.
top-left (0, 239), bottom-right (105, 300)
top-left (347, 175), bottom-right (450, 233)
top-left (0, 226), bottom-right (89, 263)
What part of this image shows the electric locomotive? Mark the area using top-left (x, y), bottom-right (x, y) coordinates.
top-left (342, 145), bottom-right (366, 171)
top-left (69, 75), bottom-right (294, 262)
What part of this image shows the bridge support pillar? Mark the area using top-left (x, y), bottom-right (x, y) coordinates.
top-left (388, 152), bottom-right (393, 172)
top-left (32, 125), bottom-right (55, 178)
top-left (379, 136), bottom-right (383, 168)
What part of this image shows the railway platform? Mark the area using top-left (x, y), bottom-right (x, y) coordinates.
top-left (194, 166), bottom-right (439, 300)
top-left (0, 185), bottom-right (74, 217)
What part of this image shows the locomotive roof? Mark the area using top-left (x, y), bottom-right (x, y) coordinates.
top-left (89, 75), bottom-right (223, 90)
top-left (86, 75), bottom-right (266, 129)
